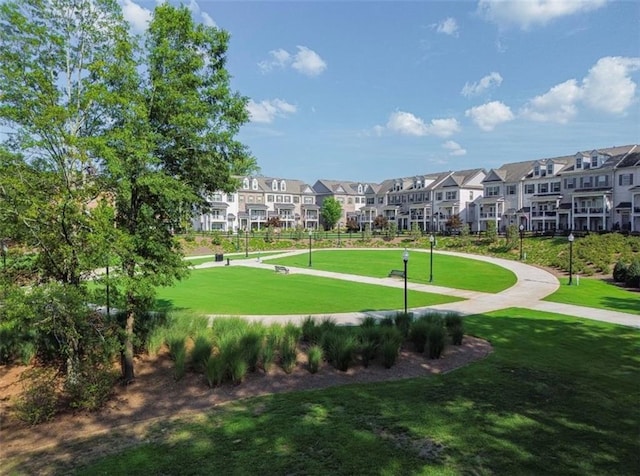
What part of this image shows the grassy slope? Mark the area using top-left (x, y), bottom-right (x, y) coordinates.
top-left (73, 309), bottom-right (640, 475)
top-left (266, 250), bottom-right (517, 293)
top-left (155, 267), bottom-right (462, 315)
top-left (544, 276), bottom-right (640, 315)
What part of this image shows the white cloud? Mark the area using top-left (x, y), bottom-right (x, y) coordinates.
top-left (258, 49), bottom-right (292, 73)
top-left (435, 17), bottom-right (459, 36)
top-left (478, 0), bottom-right (607, 29)
top-left (465, 101), bottom-right (514, 131)
top-left (520, 56), bottom-right (640, 122)
top-left (291, 46), bottom-right (327, 77)
top-left (582, 56), bottom-right (640, 113)
top-left (120, 0), bottom-right (151, 34)
top-left (247, 99), bottom-right (297, 124)
top-left (382, 112), bottom-right (460, 137)
top-left (442, 140), bottom-right (467, 156)
top-left (258, 46), bottom-right (326, 77)
top-left (461, 72), bottom-right (503, 97)
top-left (520, 79), bottom-right (583, 122)
top-left (188, 0), bottom-right (217, 27)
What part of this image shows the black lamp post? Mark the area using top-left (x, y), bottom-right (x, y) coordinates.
top-left (236, 229), bottom-right (240, 250)
top-left (519, 224), bottom-right (525, 260)
top-left (402, 248), bottom-right (409, 315)
top-left (428, 234), bottom-right (434, 283)
top-left (568, 232), bottom-right (575, 285)
top-left (308, 230), bottom-right (313, 267)
top-left (245, 228), bottom-right (249, 258)
top-left (338, 222), bottom-right (341, 247)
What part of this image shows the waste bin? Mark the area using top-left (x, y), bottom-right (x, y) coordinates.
top-left (215, 253), bottom-right (223, 262)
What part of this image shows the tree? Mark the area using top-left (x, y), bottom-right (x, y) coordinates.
top-left (373, 215), bottom-right (388, 231)
top-left (0, 1), bottom-right (256, 383)
top-left (446, 215), bottom-right (463, 233)
top-left (485, 220), bottom-right (498, 243)
top-left (345, 218), bottom-right (359, 233)
top-left (320, 197), bottom-right (342, 231)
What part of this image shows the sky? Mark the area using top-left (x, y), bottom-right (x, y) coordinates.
top-left (122, 0), bottom-right (640, 185)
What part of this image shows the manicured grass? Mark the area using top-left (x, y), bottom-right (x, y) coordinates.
top-left (186, 252), bottom-right (282, 266)
top-left (266, 250), bottom-right (517, 293)
top-left (544, 276), bottom-right (640, 315)
top-left (71, 309), bottom-right (640, 475)
top-left (155, 267), bottom-right (463, 315)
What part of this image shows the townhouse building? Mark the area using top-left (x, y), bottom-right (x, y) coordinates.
top-left (193, 144), bottom-right (639, 235)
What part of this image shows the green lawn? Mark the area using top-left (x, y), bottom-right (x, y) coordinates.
top-left (266, 250), bottom-right (517, 293)
top-left (70, 309), bottom-right (639, 475)
top-left (186, 252), bottom-right (282, 266)
top-left (155, 267), bottom-right (463, 315)
top-left (544, 276), bottom-right (640, 315)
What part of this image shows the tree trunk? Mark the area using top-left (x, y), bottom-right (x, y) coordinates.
top-left (121, 309), bottom-right (135, 384)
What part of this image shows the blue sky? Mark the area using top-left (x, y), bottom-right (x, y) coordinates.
top-left (122, 1), bottom-right (640, 184)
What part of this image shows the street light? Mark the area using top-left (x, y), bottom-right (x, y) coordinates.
top-left (338, 222), bottom-right (341, 247)
top-left (568, 232), bottom-right (575, 285)
top-left (429, 234), bottom-right (435, 282)
top-left (308, 230), bottom-right (313, 267)
top-left (245, 228), bottom-right (249, 258)
top-left (519, 224), bottom-right (525, 261)
top-left (402, 248), bottom-right (409, 315)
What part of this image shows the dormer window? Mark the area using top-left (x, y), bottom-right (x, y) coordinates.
top-left (534, 165), bottom-right (540, 176)
top-left (280, 180), bottom-right (286, 191)
top-left (591, 155), bottom-right (599, 168)
top-left (547, 163), bottom-right (553, 175)
top-left (358, 184), bottom-right (363, 194)
top-left (271, 181), bottom-right (278, 191)
top-left (243, 178), bottom-right (250, 189)
top-left (576, 157), bottom-right (582, 169)
top-left (252, 178), bottom-right (258, 190)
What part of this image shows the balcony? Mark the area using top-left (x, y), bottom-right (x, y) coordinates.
top-left (573, 207), bottom-right (607, 214)
top-left (479, 212), bottom-right (501, 219)
top-left (531, 211), bottom-right (557, 217)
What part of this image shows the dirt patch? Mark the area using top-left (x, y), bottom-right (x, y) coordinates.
top-left (0, 336), bottom-right (491, 474)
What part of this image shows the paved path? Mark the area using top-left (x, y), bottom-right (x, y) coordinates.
top-left (193, 249), bottom-right (639, 329)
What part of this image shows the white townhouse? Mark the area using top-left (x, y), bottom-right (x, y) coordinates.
top-left (431, 169), bottom-right (485, 232)
top-left (312, 180), bottom-right (372, 229)
top-left (192, 190), bottom-right (238, 232)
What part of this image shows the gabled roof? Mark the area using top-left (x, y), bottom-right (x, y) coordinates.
top-left (558, 145), bottom-right (637, 174)
top-left (483, 160), bottom-right (535, 183)
top-left (312, 179), bottom-right (373, 196)
top-left (439, 168), bottom-right (485, 188)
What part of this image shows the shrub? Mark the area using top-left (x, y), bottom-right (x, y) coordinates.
top-left (394, 312), bottom-right (413, 338)
top-left (612, 260), bottom-right (628, 283)
top-left (323, 330), bottom-right (358, 372)
top-left (190, 335), bottom-right (213, 373)
top-left (66, 363), bottom-right (117, 412)
top-left (241, 327), bottom-right (263, 372)
top-left (426, 323), bottom-right (447, 359)
top-left (173, 343), bottom-right (188, 381)
top-left (409, 318), bottom-right (430, 353)
top-left (301, 316), bottom-right (321, 344)
top-left (449, 324), bottom-right (464, 346)
top-left (279, 334), bottom-right (298, 374)
top-left (379, 327), bottom-right (403, 369)
top-left (261, 333), bottom-right (278, 373)
top-left (359, 326), bottom-right (382, 367)
top-left (625, 257), bottom-right (640, 288)
top-left (14, 367), bottom-right (59, 425)
top-left (360, 316), bottom-right (378, 328)
top-left (229, 353), bottom-right (248, 384)
top-left (307, 345), bottom-right (323, 374)
top-left (444, 313), bottom-right (463, 330)
top-left (204, 354), bottom-right (226, 388)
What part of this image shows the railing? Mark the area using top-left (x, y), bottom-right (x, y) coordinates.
top-left (479, 213), bottom-right (500, 218)
top-left (573, 207), bottom-right (607, 214)
top-left (531, 211), bottom-right (557, 217)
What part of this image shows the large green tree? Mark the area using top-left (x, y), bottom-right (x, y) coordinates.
top-left (0, 0), bottom-right (255, 383)
top-left (320, 197), bottom-right (342, 231)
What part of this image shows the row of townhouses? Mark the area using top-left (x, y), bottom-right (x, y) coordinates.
top-left (192, 144), bottom-right (640, 233)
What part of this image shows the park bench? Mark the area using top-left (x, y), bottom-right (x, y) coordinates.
top-left (275, 265), bottom-right (290, 275)
top-left (388, 269), bottom-right (405, 278)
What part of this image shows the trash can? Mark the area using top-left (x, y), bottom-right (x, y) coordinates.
top-left (215, 253), bottom-right (223, 262)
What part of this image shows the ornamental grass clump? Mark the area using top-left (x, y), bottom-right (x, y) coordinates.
top-left (444, 312), bottom-right (464, 346)
top-left (204, 354), bottom-right (225, 388)
top-left (380, 327), bottom-right (403, 369)
top-left (307, 345), bottom-right (323, 374)
top-left (426, 322), bottom-right (447, 359)
top-left (359, 326), bottom-right (382, 367)
top-left (301, 316), bottom-right (322, 344)
top-left (394, 312), bottom-right (413, 338)
top-left (409, 318), bottom-right (430, 353)
top-left (279, 325), bottom-right (300, 374)
top-left (241, 326), bottom-right (264, 373)
top-left (323, 330), bottom-right (358, 372)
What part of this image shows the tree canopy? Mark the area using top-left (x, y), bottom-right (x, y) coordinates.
top-left (320, 197), bottom-right (342, 230)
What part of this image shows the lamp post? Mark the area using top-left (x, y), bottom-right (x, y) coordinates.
top-left (338, 222), bottom-right (341, 247)
top-left (429, 234), bottom-right (434, 282)
top-left (105, 257), bottom-right (110, 317)
top-left (402, 248), bottom-right (409, 315)
top-left (245, 228), bottom-right (249, 258)
top-left (308, 230), bottom-right (313, 267)
top-left (519, 224), bottom-right (525, 260)
top-left (568, 232), bottom-right (575, 285)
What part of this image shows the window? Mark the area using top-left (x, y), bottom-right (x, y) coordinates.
top-left (445, 191), bottom-right (457, 200)
top-left (580, 177), bottom-right (593, 188)
top-left (534, 165), bottom-right (540, 176)
top-left (378, 197), bottom-right (384, 204)
top-left (547, 163), bottom-right (554, 175)
top-left (304, 196), bottom-right (314, 204)
top-left (275, 195), bottom-right (283, 203)
top-left (280, 180), bottom-right (286, 191)
top-left (436, 192), bottom-right (443, 200)
top-left (358, 184), bottom-right (363, 194)
top-left (537, 183), bottom-right (548, 194)
top-left (251, 179), bottom-right (258, 190)
top-left (551, 181), bottom-right (561, 193)
top-left (486, 186), bottom-right (500, 197)
top-left (256, 196), bottom-right (262, 202)
top-left (597, 175), bottom-right (608, 186)
top-left (284, 196), bottom-right (291, 203)
top-left (564, 177), bottom-right (576, 189)
top-left (506, 185), bottom-right (516, 195)
top-left (248, 196), bottom-right (254, 203)
top-left (239, 195), bottom-right (245, 202)
top-left (469, 191), bottom-right (474, 200)
top-left (243, 178), bottom-right (249, 189)
top-left (271, 181), bottom-right (277, 191)
top-left (211, 193), bottom-right (223, 201)
top-left (337, 197), bottom-right (344, 203)
top-left (293, 196), bottom-right (299, 203)
top-left (267, 195), bottom-right (274, 202)
top-left (227, 194), bottom-right (235, 202)
top-left (619, 174), bottom-right (634, 186)
top-left (576, 157), bottom-right (582, 169)
top-left (591, 156), bottom-right (599, 168)
top-left (348, 198), bottom-right (353, 204)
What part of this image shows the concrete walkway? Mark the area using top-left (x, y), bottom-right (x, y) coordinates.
top-left (194, 249), bottom-right (639, 329)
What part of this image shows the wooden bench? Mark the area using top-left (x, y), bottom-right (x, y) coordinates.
top-left (275, 265), bottom-right (290, 275)
top-left (388, 269), bottom-right (405, 278)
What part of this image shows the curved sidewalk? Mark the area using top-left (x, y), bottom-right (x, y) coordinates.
top-left (196, 249), bottom-right (639, 329)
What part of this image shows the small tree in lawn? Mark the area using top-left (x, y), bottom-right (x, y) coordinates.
top-left (459, 223), bottom-right (471, 247)
top-left (410, 223), bottom-right (422, 242)
top-left (320, 197), bottom-right (342, 231)
top-left (505, 224), bottom-right (519, 250)
top-left (346, 217), bottom-right (359, 234)
top-left (446, 215), bottom-right (463, 234)
top-left (485, 220), bottom-right (498, 243)
top-left (373, 215), bottom-right (388, 232)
